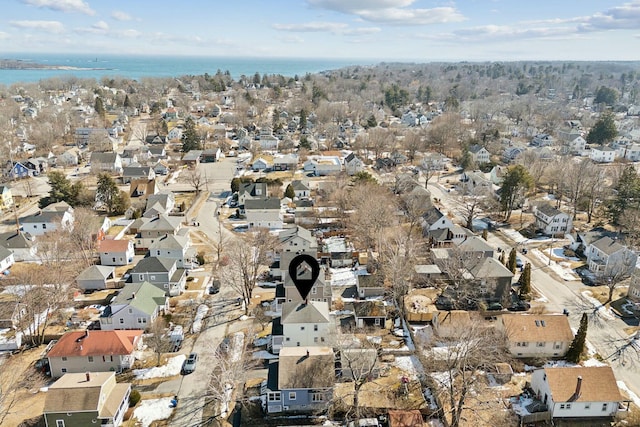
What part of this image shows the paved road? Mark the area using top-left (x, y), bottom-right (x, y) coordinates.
top-left (427, 178), bottom-right (640, 401)
top-left (170, 155), bottom-right (242, 426)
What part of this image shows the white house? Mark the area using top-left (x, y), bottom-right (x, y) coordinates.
top-left (422, 206), bottom-right (454, 233)
top-left (532, 134), bottom-right (554, 147)
top-left (586, 236), bottom-right (638, 279)
top-left (567, 136), bottom-right (587, 154)
top-left (499, 314), bottom-right (573, 358)
top-left (274, 301), bottom-right (331, 353)
top-left (622, 143), bottom-right (640, 162)
top-left (530, 366), bottom-right (624, 419)
top-left (291, 180), bottom-right (310, 199)
top-left (20, 206), bottom-right (74, 236)
top-left (244, 198), bottom-right (283, 229)
top-left (148, 233), bottom-right (194, 269)
top-left (167, 127), bottom-right (182, 141)
top-left (534, 204), bottom-right (572, 236)
top-left (0, 246), bottom-right (15, 273)
top-left (468, 144), bottom-right (491, 164)
top-left (344, 152), bottom-right (365, 176)
top-left (99, 282), bottom-right (168, 331)
top-left (303, 156), bottom-right (342, 176)
top-left (98, 239), bottom-right (135, 266)
top-left (589, 146), bottom-right (617, 163)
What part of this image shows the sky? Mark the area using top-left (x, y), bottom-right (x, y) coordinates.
top-left (0, 0), bottom-right (639, 61)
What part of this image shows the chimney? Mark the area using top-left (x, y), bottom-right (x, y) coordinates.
top-left (86, 372), bottom-right (90, 382)
top-left (131, 292), bottom-right (136, 299)
top-left (306, 350), bottom-right (310, 358)
top-left (569, 376), bottom-right (582, 401)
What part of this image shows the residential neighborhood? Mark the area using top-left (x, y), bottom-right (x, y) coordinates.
top-left (1, 61), bottom-right (640, 427)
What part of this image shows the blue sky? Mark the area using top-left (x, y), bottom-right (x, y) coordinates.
top-left (1, 0), bottom-right (639, 61)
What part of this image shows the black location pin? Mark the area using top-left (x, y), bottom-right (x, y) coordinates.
top-left (288, 254), bottom-right (320, 302)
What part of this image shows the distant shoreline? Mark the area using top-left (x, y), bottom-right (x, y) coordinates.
top-left (0, 59), bottom-right (112, 71)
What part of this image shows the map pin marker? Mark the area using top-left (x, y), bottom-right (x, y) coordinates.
top-left (288, 254), bottom-right (320, 302)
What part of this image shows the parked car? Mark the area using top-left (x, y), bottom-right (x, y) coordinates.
top-left (209, 280), bottom-right (221, 294)
top-left (181, 353), bottom-right (198, 374)
top-left (516, 257), bottom-right (524, 268)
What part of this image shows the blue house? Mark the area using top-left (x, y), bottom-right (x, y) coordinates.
top-left (6, 162), bottom-right (30, 179)
top-left (263, 346), bottom-right (334, 414)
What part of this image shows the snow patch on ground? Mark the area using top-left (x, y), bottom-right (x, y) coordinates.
top-left (530, 249), bottom-right (579, 281)
top-left (393, 355), bottom-right (424, 380)
top-left (582, 358), bottom-right (608, 367)
top-left (133, 354), bottom-right (185, 380)
top-left (191, 304), bottom-right (209, 333)
top-left (618, 381), bottom-right (640, 408)
top-left (546, 247), bottom-right (580, 262)
top-left (580, 291), bottom-right (615, 320)
top-left (501, 228), bottom-right (528, 244)
top-left (253, 350), bottom-right (278, 360)
top-left (133, 397), bottom-right (174, 427)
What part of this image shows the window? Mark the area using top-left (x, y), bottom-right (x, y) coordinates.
top-left (288, 392), bottom-right (296, 400)
top-left (150, 275), bottom-right (156, 281)
top-left (285, 337), bottom-right (290, 342)
top-left (602, 403), bottom-right (608, 412)
top-left (300, 326), bottom-right (305, 331)
top-left (560, 404), bottom-right (565, 409)
top-left (43, 224), bottom-right (47, 229)
top-left (311, 392), bottom-right (325, 402)
top-left (566, 403), bottom-right (571, 410)
top-left (312, 287), bottom-right (317, 295)
top-left (61, 368), bottom-right (67, 373)
top-left (537, 342), bottom-right (545, 347)
top-left (375, 318), bottom-right (381, 326)
top-left (119, 318), bottom-right (125, 324)
top-left (88, 356), bottom-right (94, 362)
top-left (585, 403), bottom-right (591, 409)
top-left (56, 421), bottom-right (65, 427)
top-left (112, 257), bottom-right (116, 262)
top-left (314, 337), bottom-right (319, 343)
top-left (61, 356), bottom-right (67, 361)
top-left (268, 392), bottom-right (281, 402)
top-left (313, 325), bottom-right (318, 331)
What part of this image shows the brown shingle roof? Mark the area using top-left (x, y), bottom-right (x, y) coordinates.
top-left (502, 314), bottom-right (573, 343)
top-left (278, 346), bottom-right (334, 389)
top-left (47, 330), bottom-right (142, 357)
top-left (98, 239), bottom-right (131, 252)
top-left (544, 366), bottom-right (622, 403)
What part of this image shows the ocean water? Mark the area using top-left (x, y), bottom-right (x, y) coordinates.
top-left (0, 53), bottom-right (373, 86)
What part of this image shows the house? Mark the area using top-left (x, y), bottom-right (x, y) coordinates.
top-left (99, 281), bottom-right (168, 331)
top-left (263, 346), bottom-right (334, 413)
top-left (622, 143), bottom-right (640, 162)
top-left (148, 233), bottom-right (195, 268)
top-left (567, 136), bottom-right (587, 154)
top-left (0, 245), bottom-right (14, 273)
top-left (75, 265), bottom-right (116, 291)
top-left (129, 256), bottom-right (186, 296)
top-left (5, 161), bottom-right (31, 179)
top-left (469, 144), bottom-right (491, 164)
top-left (422, 206), bottom-right (454, 234)
top-left (589, 146), bottom-right (617, 163)
top-left (0, 185), bottom-right (13, 212)
top-left (422, 152), bottom-right (448, 171)
top-left (98, 239), bottom-right (135, 266)
top-left (47, 330), bottom-right (143, 378)
top-left (145, 134), bottom-right (167, 144)
top-left (181, 150), bottom-right (202, 167)
top-left (350, 300), bottom-right (387, 329)
top-left (238, 182), bottom-right (268, 206)
top-left (534, 204), bottom-right (573, 236)
top-left (461, 170), bottom-right (492, 192)
top-left (321, 236), bottom-right (354, 268)
top-left (119, 149), bottom-right (138, 167)
top-left (252, 157), bottom-right (273, 171)
top-left (0, 300), bottom-right (25, 329)
top-left (43, 372), bottom-right (130, 427)
top-left (167, 126), bottom-right (182, 140)
top-left (276, 269), bottom-right (332, 311)
top-left (281, 300), bottom-right (331, 347)
top-left (291, 180), bottom-right (310, 199)
top-left (272, 154), bottom-right (299, 171)
top-left (466, 257), bottom-right (514, 304)
top-left (152, 160), bottom-right (170, 176)
top-left (586, 236), bottom-right (637, 279)
top-left (122, 165), bottom-right (155, 184)
top-left (20, 206), bottom-right (74, 236)
top-left (245, 198), bottom-right (283, 229)
top-left (344, 152), bottom-right (365, 176)
top-left (90, 152), bottom-right (123, 174)
top-left (278, 226), bottom-right (318, 277)
top-left (201, 148), bottom-right (221, 163)
top-left (258, 134), bottom-right (279, 151)
top-left (129, 178), bottom-right (157, 199)
top-left (489, 165), bottom-right (508, 185)
top-left (356, 273), bottom-right (385, 299)
top-left (145, 193), bottom-right (176, 214)
top-left (303, 156), bottom-right (342, 176)
top-left (531, 134), bottom-right (554, 147)
top-left (499, 314), bottom-right (573, 358)
top-left (0, 231), bottom-right (37, 261)
top-left (457, 235), bottom-right (494, 259)
top-left (136, 214), bottom-right (183, 249)
top-left (57, 147), bottom-right (82, 166)
top-left (530, 366), bottom-right (624, 419)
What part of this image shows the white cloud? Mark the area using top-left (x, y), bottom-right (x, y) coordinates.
top-left (111, 10), bottom-right (133, 21)
top-left (273, 21), bottom-right (380, 36)
top-left (307, 0), bottom-right (465, 25)
top-left (10, 20), bottom-right (65, 33)
top-left (93, 21), bottom-right (109, 31)
top-left (278, 35), bottom-right (305, 43)
top-left (0, 32), bottom-right (8, 40)
top-left (21, 0), bottom-right (94, 15)
top-left (117, 29), bottom-right (142, 38)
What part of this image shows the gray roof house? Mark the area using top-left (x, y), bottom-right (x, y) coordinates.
top-left (76, 265), bottom-right (116, 291)
top-left (122, 165), bottom-right (155, 184)
top-left (467, 257), bottom-right (514, 304)
top-left (270, 300), bottom-right (331, 354)
top-left (586, 236), bottom-right (638, 279)
top-left (90, 152), bottom-right (123, 174)
top-left (136, 214), bottom-right (183, 250)
top-left (291, 180), bottom-right (311, 199)
top-left (534, 204), bottom-right (572, 236)
top-left (148, 233), bottom-right (195, 268)
top-left (263, 346), bottom-right (334, 414)
top-left (100, 281), bottom-right (168, 331)
top-left (129, 256), bottom-right (186, 296)
top-left (238, 182), bottom-right (268, 206)
top-left (0, 231), bottom-right (37, 262)
top-left (20, 208), bottom-right (74, 236)
top-left (245, 198), bottom-right (283, 229)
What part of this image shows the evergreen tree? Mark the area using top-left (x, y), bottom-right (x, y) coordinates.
top-left (498, 252), bottom-right (505, 264)
top-left (123, 94), bottom-right (131, 108)
top-left (365, 114), bottom-right (377, 129)
top-left (586, 112), bottom-right (617, 145)
top-left (500, 165), bottom-right (533, 220)
top-left (181, 117), bottom-right (201, 152)
top-left (94, 97), bottom-right (106, 122)
top-left (481, 229), bottom-right (488, 240)
top-left (96, 173), bottom-right (121, 214)
top-left (518, 263), bottom-right (531, 299)
top-left (46, 171), bottom-right (73, 203)
top-left (566, 313), bottom-right (588, 363)
top-left (507, 248), bottom-right (517, 273)
top-left (284, 184), bottom-right (295, 199)
top-left (608, 165), bottom-right (640, 224)
top-left (594, 86), bottom-right (618, 106)
top-left (299, 108), bottom-right (307, 130)
top-left (299, 135), bottom-right (311, 150)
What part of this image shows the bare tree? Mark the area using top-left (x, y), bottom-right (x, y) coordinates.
top-left (147, 317), bottom-right (173, 367)
top-left (186, 166), bottom-right (206, 194)
top-left (582, 164), bottom-right (607, 224)
top-left (399, 186), bottom-right (432, 244)
top-left (401, 129), bottom-right (426, 163)
top-left (67, 207), bottom-right (102, 268)
top-left (219, 229), bottom-right (278, 314)
top-left (424, 317), bottom-right (510, 427)
top-left (0, 357), bottom-right (46, 425)
top-left (458, 185), bottom-right (492, 231)
top-left (519, 150), bottom-right (551, 192)
top-left (603, 331), bottom-right (640, 368)
top-left (347, 182), bottom-right (397, 250)
top-left (379, 228), bottom-right (419, 312)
